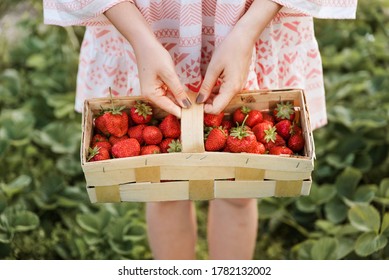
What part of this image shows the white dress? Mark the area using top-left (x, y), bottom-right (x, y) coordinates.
top-left (43, 0), bottom-right (358, 130)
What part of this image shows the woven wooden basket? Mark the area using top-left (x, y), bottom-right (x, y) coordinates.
top-left (81, 89), bottom-right (315, 203)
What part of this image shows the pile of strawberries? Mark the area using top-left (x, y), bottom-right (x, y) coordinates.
top-left (88, 100), bottom-right (182, 161)
top-left (88, 98), bottom-right (305, 162)
top-left (203, 101), bottom-right (305, 156)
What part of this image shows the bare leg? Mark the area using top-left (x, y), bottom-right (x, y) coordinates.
top-left (207, 198), bottom-right (258, 260)
top-left (146, 200), bottom-right (197, 260)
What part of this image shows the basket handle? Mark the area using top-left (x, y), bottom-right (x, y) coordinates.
top-left (180, 92), bottom-right (205, 153)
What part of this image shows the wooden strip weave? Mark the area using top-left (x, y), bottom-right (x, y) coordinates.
top-left (95, 185), bottom-right (121, 203)
top-left (189, 180), bottom-right (214, 200)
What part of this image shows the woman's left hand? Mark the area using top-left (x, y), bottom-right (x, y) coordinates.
top-left (197, 0), bottom-right (282, 114)
top-left (197, 28), bottom-right (254, 115)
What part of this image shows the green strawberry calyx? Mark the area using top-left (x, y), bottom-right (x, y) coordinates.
top-left (87, 146), bottom-right (100, 162)
top-left (275, 101), bottom-right (294, 120)
top-left (167, 139), bottom-right (182, 153)
top-left (134, 100), bottom-right (153, 118)
top-left (230, 115), bottom-right (251, 140)
top-left (264, 126), bottom-right (277, 143)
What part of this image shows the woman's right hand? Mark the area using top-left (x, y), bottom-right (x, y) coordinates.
top-left (104, 2), bottom-right (190, 118)
top-left (134, 38), bottom-right (192, 118)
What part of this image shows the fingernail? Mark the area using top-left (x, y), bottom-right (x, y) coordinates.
top-left (182, 98), bottom-right (192, 108)
top-left (196, 94), bottom-right (204, 104)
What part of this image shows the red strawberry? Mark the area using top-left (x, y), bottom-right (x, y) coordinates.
top-left (94, 114), bottom-right (110, 136)
top-left (159, 114), bottom-right (181, 138)
top-left (245, 110), bottom-right (263, 128)
top-left (159, 138), bottom-right (182, 153)
top-left (222, 145), bottom-right (231, 153)
top-left (252, 122), bottom-right (273, 144)
top-left (141, 145), bottom-right (161, 155)
top-left (290, 123), bottom-right (303, 135)
top-left (205, 127), bottom-right (228, 151)
top-left (227, 126), bottom-right (257, 153)
top-left (221, 119), bottom-right (233, 131)
top-left (265, 134), bottom-right (286, 151)
top-left (111, 138), bottom-right (140, 158)
top-left (288, 134), bottom-right (305, 152)
top-left (109, 135), bottom-right (129, 146)
top-left (269, 146), bottom-right (293, 155)
top-left (232, 106), bottom-right (250, 125)
top-left (87, 146), bottom-right (111, 162)
top-left (101, 106), bottom-right (129, 137)
top-left (92, 134), bottom-right (108, 144)
top-left (142, 126), bottom-right (163, 145)
top-left (246, 141), bottom-right (266, 154)
top-left (130, 101), bottom-right (153, 124)
top-left (92, 141), bottom-right (112, 153)
top-left (262, 113), bottom-right (275, 125)
top-left (159, 138), bottom-right (174, 153)
top-left (275, 119), bottom-right (292, 140)
top-left (165, 139), bottom-right (182, 153)
top-left (273, 101), bottom-right (295, 122)
top-left (204, 112), bottom-right (225, 127)
top-left (94, 91), bottom-right (128, 137)
top-left (128, 124), bottom-right (146, 145)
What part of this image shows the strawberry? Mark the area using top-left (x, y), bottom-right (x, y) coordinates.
top-left (273, 101), bottom-right (295, 122)
top-left (288, 133), bottom-right (305, 153)
top-left (159, 114), bottom-right (181, 138)
top-left (109, 135), bottom-right (129, 146)
top-left (159, 138), bottom-right (174, 153)
top-left (269, 146), bottom-right (293, 155)
top-left (94, 114), bottom-right (110, 136)
top-left (141, 145), bottom-right (161, 155)
top-left (128, 124), bottom-right (147, 145)
top-left (264, 134), bottom-right (286, 151)
top-left (252, 122), bottom-right (273, 144)
top-left (246, 141), bottom-right (266, 154)
top-left (204, 112), bottom-right (225, 127)
top-left (275, 119), bottom-right (292, 140)
top-left (290, 123), bottom-right (303, 136)
top-left (92, 134), bottom-right (108, 144)
top-left (100, 106), bottom-right (129, 137)
top-left (262, 113), bottom-right (275, 125)
top-left (130, 101), bottom-right (153, 124)
top-left (142, 126), bottom-right (163, 145)
top-left (92, 140), bottom-right (112, 153)
top-left (111, 138), bottom-right (140, 158)
top-left (221, 119), bottom-right (233, 131)
top-left (232, 106), bottom-right (250, 125)
top-left (205, 127), bottom-right (228, 151)
top-left (166, 139), bottom-right (182, 153)
top-left (227, 125), bottom-right (257, 153)
top-left (87, 146), bottom-right (111, 162)
top-left (245, 110), bottom-right (263, 128)
top-left (94, 89), bottom-right (129, 137)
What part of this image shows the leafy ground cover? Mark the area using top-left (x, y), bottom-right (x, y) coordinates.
top-left (0, 0), bottom-right (388, 259)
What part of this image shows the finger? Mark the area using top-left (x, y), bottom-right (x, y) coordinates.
top-left (196, 64), bottom-right (222, 104)
top-left (160, 71), bottom-right (191, 109)
top-left (203, 82), bottom-right (238, 115)
top-left (148, 93), bottom-right (182, 118)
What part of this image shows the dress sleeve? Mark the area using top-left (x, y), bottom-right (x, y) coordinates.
top-left (271, 0), bottom-right (358, 19)
top-left (43, 0), bottom-right (134, 26)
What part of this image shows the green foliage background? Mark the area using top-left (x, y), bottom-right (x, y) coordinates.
top-left (0, 0), bottom-right (388, 260)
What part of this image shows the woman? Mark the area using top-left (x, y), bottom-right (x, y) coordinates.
top-left (44, 0), bottom-right (358, 259)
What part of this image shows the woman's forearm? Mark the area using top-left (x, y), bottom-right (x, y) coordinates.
top-left (104, 1), bottom-right (158, 53)
top-left (235, 0), bottom-right (282, 44)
